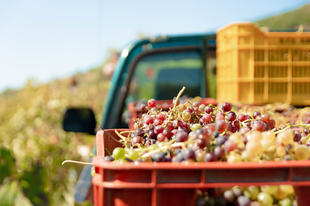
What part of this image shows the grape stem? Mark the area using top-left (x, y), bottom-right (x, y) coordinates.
top-left (172, 86), bottom-right (186, 112)
top-left (62, 160), bottom-right (94, 165)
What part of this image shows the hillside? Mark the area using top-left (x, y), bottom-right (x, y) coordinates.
top-left (0, 66), bottom-right (110, 205)
top-left (255, 4), bottom-right (310, 30)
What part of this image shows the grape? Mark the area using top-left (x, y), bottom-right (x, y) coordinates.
top-left (223, 190), bottom-right (235, 202)
top-left (157, 133), bottom-right (167, 142)
top-left (103, 155), bottom-right (115, 161)
top-left (224, 140), bottom-right (238, 153)
top-left (252, 120), bottom-right (266, 132)
top-left (216, 112), bottom-right (226, 121)
top-left (260, 113), bottom-right (270, 123)
top-left (247, 130), bottom-right (263, 141)
top-left (276, 145), bottom-right (287, 158)
top-left (279, 185), bottom-right (294, 194)
top-left (148, 130), bottom-right (157, 139)
top-left (201, 113), bottom-right (212, 123)
top-left (134, 128), bottom-right (145, 137)
top-left (214, 146), bottom-right (225, 160)
top-left (154, 126), bottom-right (164, 135)
top-left (253, 111), bottom-right (261, 119)
top-left (246, 140), bottom-right (263, 156)
top-left (216, 135), bottom-right (228, 146)
top-left (293, 132), bottom-right (302, 142)
top-left (191, 124), bottom-right (202, 131)
top-left (127, 149), bottom-right (139, 161)
top-left (132, 135), bottom-right (143, 144)
top-left (233, 120), bottom-right (241, 129)
top-left (204, 105), bottom-right (214, 113)
top-left (172, 152), bottom-right (185, 162)
top-left (197, 138), bottom-right (207, 149)
top-left (246, 186), bottom-right (260, 200)
top-left (257, 192), bottom-right (273, 206)
top-left (274, 186), bottom-right (289, 200)
top-left (156, 112), bottom-right (165, 121)
top-left (144, 116), bottom-right (154, 125)
top-left (260, 185), bottom-right (277, 195)
top-left (215, 120), bottom-right (228, 133)
top-left (204, 152), bottom-right (216, 162)
top-left (175, 131), bottom-right (188, 142)
top-left (232, 187), bottom-right (242, 198)
top-left (182, 110), bottom-right (191, 121)
top-left (154, 118), bottom-right (163, 126)
top-left (112, 147), bottom-right (125, 160)
top-left (262, 131), bottom-right (275, 140)
top-left (151, 152), bottom-right (165, 162)
top-left (280, 198), bottom-right (293, 206)
top-left (148, 99), bottom-right (157, 108)
top-left (220, 102), bottom-right (232, 112)
top-left (277, 129), bottom-right (294, 146)
top-left (162, 128), bottom-right (172, 138)
top-left (198, 104), bottom-right (205, 112)
top-left (269, 118), bottom-right (276, 128)
top-left (237, 196), bottom-right (251, 206)
top-left (227, 152), bottom-right (242, 163)
top-left (294, 145), bottom-right (310, 160)
top-left (260, 138), bottom-right (274, 152)
top-left (183, 148), bottom-right (195, 160)
top-left (227, 111), bottom-right (237, 122)
top-left (238, 114), bottom-right (247, 122)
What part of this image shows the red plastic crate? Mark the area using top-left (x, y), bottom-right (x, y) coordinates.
top-left (93, 129), bottom-right (310, 206)
top-left (127, 98), bottom-right (217, 129)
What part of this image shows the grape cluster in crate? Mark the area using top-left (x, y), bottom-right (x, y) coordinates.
top-left (100, 88), bottom-right (310, 206)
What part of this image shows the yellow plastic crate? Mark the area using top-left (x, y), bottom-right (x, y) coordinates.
top-left (216, 22), bottom-right (310, 106)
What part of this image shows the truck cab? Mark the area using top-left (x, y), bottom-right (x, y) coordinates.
top-left (63, 32), bottom-right (217, 203)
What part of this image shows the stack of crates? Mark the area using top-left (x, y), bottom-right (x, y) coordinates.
top-left (216, 22), bottom-right (310, 106)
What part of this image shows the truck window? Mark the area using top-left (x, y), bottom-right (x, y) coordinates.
top-left (121, 50), bottom-right (204, 127)
top-left (126, 50), bottom-right (204, 104)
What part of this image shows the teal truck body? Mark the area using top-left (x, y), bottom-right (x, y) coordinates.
top-left (62, 32), bottom-right (217, 203)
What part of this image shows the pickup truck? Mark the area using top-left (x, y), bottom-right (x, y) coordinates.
top-left (62, 32), bottom-right (218, 203)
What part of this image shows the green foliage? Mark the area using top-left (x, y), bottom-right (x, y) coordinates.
top-left (0, 147), bottom-right (17, 183)
top-left (0, 67), bottom-right (110, 205)
top-left (256, 4), bottom-right (310, 30)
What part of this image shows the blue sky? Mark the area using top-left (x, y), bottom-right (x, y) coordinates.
top-left (1, 0), bottom-right (309, 92)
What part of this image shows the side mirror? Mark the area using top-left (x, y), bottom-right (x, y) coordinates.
top-left (62, 108), bottom-right (97, 135)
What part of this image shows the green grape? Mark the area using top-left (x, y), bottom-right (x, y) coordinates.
top-left (260, 138), bottom-right (274, 152)
top-left (112, 147), bottom-right (125, 160)
top-left (127, 149), bottom-right (139, 161)
top-left (279, 198), bottom-right (293, 206)
top-left (182, 110), bottom-right (191, 121)
top-left (191, 123), bottom-right (202, 131)
top-left (274, 186), bottom-right (288, 200)
top-left (227, 152), bottom-right (242, 163)
top-left (260, 185), bottom-right (278, 195)
top-left (247, 186), bottom-right (260, 200)
top-left (262, 131), bottom-right (276, 141)
top-left (277, 129), bottom-right (294, 146)
top-left (247, 131), bottom-right (263, 141)
top-left (91, 166), bottom-right (95, 177)
top-left (294, 145), bottom-right (310, 160)
top-left (276, 145), bottom-right (286, 158)
top-left (246, 139), bottom-right (263, 156)
top-left (279, 185), bottom-right (294, 195)
top-left (257, 192), bottom-right (273, 206)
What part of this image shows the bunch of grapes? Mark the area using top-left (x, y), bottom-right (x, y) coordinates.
top-left (107, 94), bottom-right (310, 164)
top-left (195, 185), bottom-right (296, 206)
top-left (99, 87), bottom-right (310, 206)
